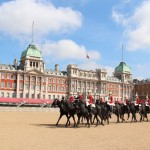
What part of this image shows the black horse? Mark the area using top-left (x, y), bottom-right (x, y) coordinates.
top-left (127, 101), bottom-right (138, 122)
top-left (51, 99), bottom-right (70, 127)
top-left (64, 100), bottom-right (77, 127)
top-left (93, 100), bottom-right (111, 125)
top-left (111, 102), bottom-right (126, 123)
top-left (74, 100), bottom-right (91, 127)
top-left (139, 103), bottom-right (148, 122)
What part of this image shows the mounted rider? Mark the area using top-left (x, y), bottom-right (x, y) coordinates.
top-left (78, 92), bottom-right (83, 101)
top-left (135, 97), bottom-right (140, 106)
top-left (69, 94), bottom-right (74, 103)
top-left (85, 93), bottom-right (95, 108)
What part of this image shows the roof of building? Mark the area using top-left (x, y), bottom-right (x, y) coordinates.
top-left (21, 44), bottom-right (42, 58)
top-left (0, 64), bottom-right (17, 70)
top-left (115, 62), bottom-right (131, 73)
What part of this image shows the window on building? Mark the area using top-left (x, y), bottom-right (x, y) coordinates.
top-left (1, 92), bottom-right (4, 97)
top-left (19, 83), bottom-right (23, 89)
top-left (53, 95), bottom-right (55, 100)
top-left (31, 84), bottom-right (35, 90)
top-left (43, 85), bottom-right (46, 91)
top-left (37, 84), bottom-right (40, 91)
top-left (53, 86), bottom-right (56, 91)
top-left (37, 94), bottom-right (40, 99)
top-left (1, 73), bottom-right (5, 79)
top-left (26, 76), bottom-right (29, 81)
top-left (30, 62), bottom-right (32, 67)
top-left (7, 74), bottom-right (10, 80)
top-left (1, 82), bottom-right (5, 88)
top-left (25, 84), bottom-right (29, 90)
top-left (20, 75), bottom-right (23, 80)
top-left (12, 93), bottom-right (16, 98)
top-left (43, 77), bottom-right (46, 82)
top-left (53, 79), bottom-right (56, 83)
top-left (32, 76), bottom-right (35, 81)
top-left (20, 93), bottom-right (23, 98)
top-left (62, 87), bottom-right (64, 92)
top-left (48, 95), bottom-right (51, 99)
top-left (26, 93), bottom-right (29, 98)
top-left (33, 62), bottom-right (35, 67)
top-left (49, 78), bottom-right (52, 83)
top-left (12, 75), bottom-right (16, 80)
top-left (58, 86), bottom-right (60, 92)
top-left (48, 85), bottom-right (51, 91)
top-left (36, 62), bottom-right (38, 68)
top-left (7, 82), bottom-right (10, 88)
top-left (37, 77), bottom-right (41, 82)
top-left (32, 94), bottom-right (34, 99)
top-left (43, 94), bottom-right (45, 99)
top-left (58, 79), bottom-right (60, 84)
top-left (62, 80), bottom-right (64, 84)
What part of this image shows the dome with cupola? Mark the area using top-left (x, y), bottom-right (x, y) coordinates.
top-left (115, 62), bottom-right (131, 73)
top-left (21, 44), bottom-right (42, 58)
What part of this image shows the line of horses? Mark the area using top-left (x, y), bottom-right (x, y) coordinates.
top-left (51, 99), bottom-right (150, 128)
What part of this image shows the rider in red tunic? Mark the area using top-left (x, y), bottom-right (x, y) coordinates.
top-left (110, 96), bottom-right (113, 104)
top-left (69, 95), bottom-right (74, 103)
top-left (79, 94), bottom-right (83, 101)
top-left (125, 98), bottom-right (129, 105)
top-left (89, 95), bottom-right (93, 104)
top-left (135, 98), bottom-right (140, 105)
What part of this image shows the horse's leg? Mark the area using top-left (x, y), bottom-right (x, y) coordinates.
top-left (139, 113), bottom-right (142, 122)
top-left (56, 113), bottom-right (63, 126)
top-left (72, 115), bottom-right (77, 127)
top-left (130, 113), bottom-right (133, 123)
top-left (93, 115), bottom-right (96, 124)
top-left (81, 116), bottom-right (84, 124)
top-left (107, 115), bottom-right (109, 124)
top-left (87, 117), bottom-right (90, 128)
top-left (145, 113), bottom-right (148, 122)
top-left (116, 113), bottom-right (119, 123)
top-left (65, 115), bottom-right (71, 127)
top-left (66, 114), bottom-right (70, 126)
top-left (95, 115), bottom-right (100, 126)
top-left (134, 114), bottom-right (137, 122)
top-left (127, 112), bottom-right (130, 120)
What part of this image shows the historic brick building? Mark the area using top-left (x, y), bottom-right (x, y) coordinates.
top-left (133, 79), bottom-right (150, 100)
top-left (0, 44), bottom-right (133, 101)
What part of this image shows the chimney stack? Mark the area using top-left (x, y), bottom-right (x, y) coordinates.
top-left (55, 64), bottom-right (59, 71)
top-left (13, 59), bottom-right (18, 70)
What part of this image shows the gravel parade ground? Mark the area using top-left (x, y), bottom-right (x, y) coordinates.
top-left (0, 109), bottom-right (150, 150)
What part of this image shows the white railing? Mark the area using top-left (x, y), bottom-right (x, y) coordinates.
top-left (0, 107), bottom-right (59, 112)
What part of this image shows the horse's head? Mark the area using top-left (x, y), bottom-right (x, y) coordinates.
top-left (51, 98), bottom-right (59, 108)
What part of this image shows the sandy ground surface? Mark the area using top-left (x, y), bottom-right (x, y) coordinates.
top-left (0, 108), bottom-right (150, 150)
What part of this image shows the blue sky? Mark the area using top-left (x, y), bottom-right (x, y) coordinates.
top-left (0, 0), bottom-right (150, 79)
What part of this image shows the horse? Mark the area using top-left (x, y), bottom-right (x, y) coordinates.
top-left (74, 100), bottom-right (91, 127)
top-left (110, 102), bottom-right (126, 123)
top-left (64, 100), bottom-right (77, 127)
top-left (139, 103), bottom-right (148, 122)
top-left (51, 99), bottom-right (70, 127)
top-left (93, 100), bottom-right (111, 125)
top-left (127, 101), bottom-right (138, 122)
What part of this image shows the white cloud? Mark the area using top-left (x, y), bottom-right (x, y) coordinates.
top-left (79, 61), bottom-right (114, 76)
top-left (112, 0), bottom-right (150, 51)
top-left (132, 63), bottom-right (150, 79)
top-left (0, 0), bottom-right (82, 40)
top-left (40, 39), bottom-right (101, 61)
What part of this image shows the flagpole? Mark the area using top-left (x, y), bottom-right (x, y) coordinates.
top-left (122, 44), bottom-right (124, 102)
top-left (31, 21), bottom-right (34, 44)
